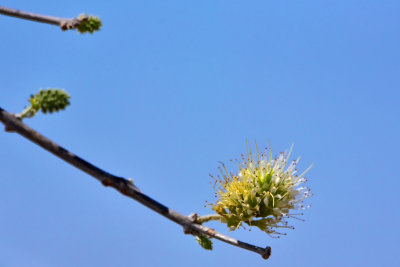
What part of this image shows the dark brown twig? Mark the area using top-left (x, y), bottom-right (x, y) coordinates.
top-left (0, 6), bottom-right (88, 31)
top-left (0, 107), bottom-right (271, 259)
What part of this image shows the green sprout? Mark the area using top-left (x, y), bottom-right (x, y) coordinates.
top-left (209, 142), bottom-right (312, 237)
top-left (195, 234), bottom-right (213, 250)
top-left (76, 14), bottom-right (102, 34)
top-left (18, 89), bottom-right (70, 119)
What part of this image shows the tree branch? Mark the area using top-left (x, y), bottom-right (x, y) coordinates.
top-left (0, 6), bottom-right (93, 32)
top-left (0, 107), bottom-right (271, 260)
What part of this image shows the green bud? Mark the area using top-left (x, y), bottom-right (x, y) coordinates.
top-left (18, 89), bottom-right (70, 119)
top-left (77, 14), bottom-right (102, 34)
top-left (195, 235), bottom-right (213, 250)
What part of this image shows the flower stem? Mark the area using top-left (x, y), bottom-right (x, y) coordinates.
top-left (16, 106), bottom-right (32, 120)
top-left (197, 214), bottom-right (224, 224)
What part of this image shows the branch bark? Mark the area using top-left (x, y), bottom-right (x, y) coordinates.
top-left (0, 6), bottom-right (88, 31)
top-left (0, 107), bottom-right (271, 260)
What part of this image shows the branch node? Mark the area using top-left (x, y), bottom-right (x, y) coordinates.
top-left (183, 224), bottom-right (197, 235)
top-left (2, 113), bottom-right (20, 132)
top-left (101, 178), bottom-right (112, 187)
top-left (183, 214), bottom-right (201, 235)
top-left (60, 16), bottom-right (86, 31)
top-left (188, 213), bottom-right (199, 223)
top-left (4, 124), bottom-right (16, 132)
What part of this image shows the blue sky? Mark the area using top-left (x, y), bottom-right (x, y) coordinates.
top-left (1, 0), bottom-right (399, 266)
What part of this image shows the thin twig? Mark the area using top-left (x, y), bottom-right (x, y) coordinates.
top-left (0, 107), bottom-right (271, 260)
top-left (0, 6), bottom-right (88, 31)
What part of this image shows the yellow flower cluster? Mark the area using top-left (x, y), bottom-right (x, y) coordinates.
top-left (210, 143), bottom-right (312, 237)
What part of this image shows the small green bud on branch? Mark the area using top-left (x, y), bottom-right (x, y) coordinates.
top-left (75, 14), bottom-right (102, 34)
top-left (195, 234), bottom-right (213, 250)
top-left (17, 89), bottom-right (70, 119)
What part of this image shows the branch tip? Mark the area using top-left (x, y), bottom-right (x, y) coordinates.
top-left (262, 246), bottom-right (272, 260)
top-left (0, 6), bottom-right (101, 33)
